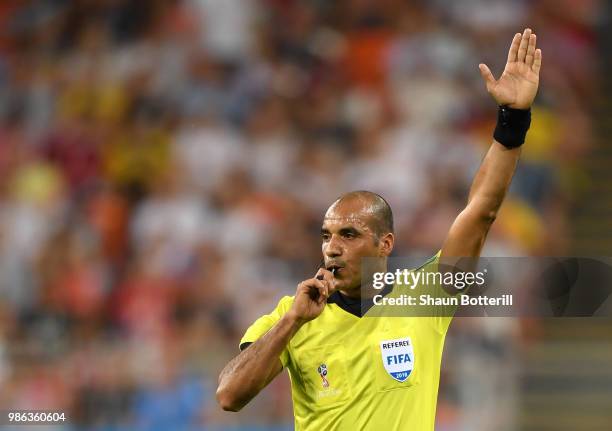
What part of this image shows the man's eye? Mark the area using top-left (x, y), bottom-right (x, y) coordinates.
top-left (322, 234), bottom-right (330, 241)
top-left (344, 232), bottom-right (355, 238)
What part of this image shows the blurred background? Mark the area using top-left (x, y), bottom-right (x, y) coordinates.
top-left (0, 0), bottom-right (610, 430)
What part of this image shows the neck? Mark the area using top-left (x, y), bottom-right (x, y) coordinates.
top-left (339, 289), bottom-right (361, 299)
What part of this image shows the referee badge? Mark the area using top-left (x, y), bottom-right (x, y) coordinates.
top-left (379, 337), bottom-right (414, 382)
top-left (317, 364), bottom-right (330, 388)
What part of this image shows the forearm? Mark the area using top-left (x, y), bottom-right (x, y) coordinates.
top-left (216, 312), bottom-right (303, 411)
top-left (441, 140), bottom-right (521, 258)
top-left (467, 140), bottom-right (521, 216)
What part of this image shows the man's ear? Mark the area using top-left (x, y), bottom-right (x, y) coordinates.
top-left (378, 233), bottom-right (394, 257)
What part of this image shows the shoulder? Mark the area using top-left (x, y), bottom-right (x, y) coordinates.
top-left (275, 295), bottom-right (295, 313)
top-left (415, 251), bottom-right (441, 271)
top-left (239, 295), bottom-right (296, 351)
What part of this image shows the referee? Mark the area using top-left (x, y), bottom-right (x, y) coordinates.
top-left (217, 29), bottom-right (541, 430)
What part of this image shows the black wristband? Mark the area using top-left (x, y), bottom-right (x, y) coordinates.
top-left (493, 105), bottom-right (531, 149)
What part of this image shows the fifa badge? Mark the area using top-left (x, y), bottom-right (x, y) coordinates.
top-left (380, 337), bottom-right (414, 382)
top-left (317, 364), bottom-right (330, 388)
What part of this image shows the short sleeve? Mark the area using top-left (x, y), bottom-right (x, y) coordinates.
top-left (417, 251), bottom-right (458, 334)
top-left (239, 295), bottom-right (294, 367)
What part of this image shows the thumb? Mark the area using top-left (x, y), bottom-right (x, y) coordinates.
top-left (478, 63), bottom-right (495, 89)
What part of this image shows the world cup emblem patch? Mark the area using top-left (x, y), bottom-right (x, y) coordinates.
top-left (380, 337), bottom-right (414, 382)
top-left (317, 364), bottom-right (330, 388)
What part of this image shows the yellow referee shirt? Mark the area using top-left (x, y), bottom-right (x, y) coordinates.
top-left (240, 255), bottom-right (455, 430)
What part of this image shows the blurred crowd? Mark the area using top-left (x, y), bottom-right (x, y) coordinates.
top-left (0, 0), bottom-right (599, 429)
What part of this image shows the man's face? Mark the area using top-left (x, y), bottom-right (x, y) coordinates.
top-left (321, 199), bottom-right (391, 293)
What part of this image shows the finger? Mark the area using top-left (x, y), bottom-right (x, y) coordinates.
top-left (322, 281), bottom-right (329, 302)
top-left (525, 34), bottom-right (537, 66)
top-left (301, 279), bottom-right (326, 301)
top-left (478, 63), bottom-right (495, 88)
top-left (532, 48), bottom-right (542, 74)
top-left (311, 279), bottom-right (328, 303)
top-left (517, 28), bottom-right (531, 63)
top-left (315, 267), bottom-right (330, 280)
top-left (507, 33), bottom-right (521, 63)
top-left (314, 272), bottom-right (330, 295)
top-left (316, 268), bottom-right (336, 289)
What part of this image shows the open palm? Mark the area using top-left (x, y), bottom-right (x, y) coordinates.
top-left (479, 29), bottom-right (542, 109)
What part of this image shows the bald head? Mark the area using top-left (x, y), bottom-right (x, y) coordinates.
top-left (326, 190), bottom-right (394, 238)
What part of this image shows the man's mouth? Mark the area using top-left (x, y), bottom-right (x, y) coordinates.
top-left (326, 264), bottom-right (344, 275)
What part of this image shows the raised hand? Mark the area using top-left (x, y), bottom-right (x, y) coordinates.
top-left (479, 28), bottom-right (542, 109)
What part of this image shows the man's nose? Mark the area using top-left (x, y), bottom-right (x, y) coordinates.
top-left (324, 235), bottom-right (342, 257)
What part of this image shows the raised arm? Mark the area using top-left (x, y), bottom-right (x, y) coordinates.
top-left (441, 28), bottom-right (542, 259)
